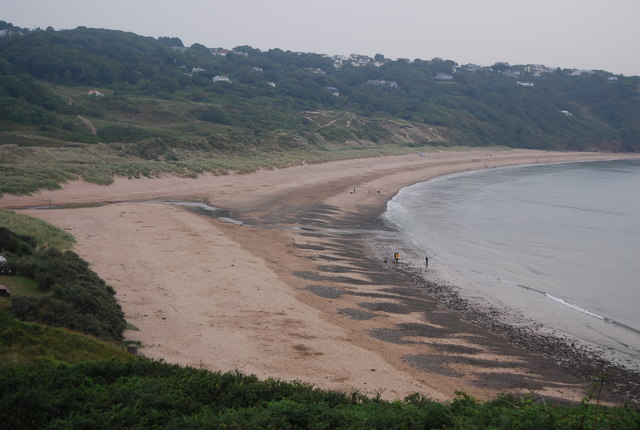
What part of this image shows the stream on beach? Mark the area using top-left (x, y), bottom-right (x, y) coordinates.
top-left (382, 159), bottom-right (640, 371)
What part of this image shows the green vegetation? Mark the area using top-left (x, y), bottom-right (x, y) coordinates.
top-left (0, 22), bottom-right (638, 196)
top-left (0, 209), bottom-right (74, 249)
top-left (1, 359), bottom-right (639, 429)
top-left (0, 311), bottom-right (134, 366)
top-left (0, 224), bottom-right (125, 341)
top-left (1, 23), bottom-right (640, 428)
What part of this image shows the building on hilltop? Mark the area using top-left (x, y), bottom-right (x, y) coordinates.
top-left (209, 48), bottom-right (230, 56)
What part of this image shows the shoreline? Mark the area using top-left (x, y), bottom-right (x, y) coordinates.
top-left (378, 160), bottom-right (640, 371)
top-left (362, 221), bottom-right (640, 403)
top-left (4, 148), bottom-right (640, 404)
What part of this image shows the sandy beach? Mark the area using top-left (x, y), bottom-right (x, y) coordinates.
top-left (3, 148), bottom-right (640, 403)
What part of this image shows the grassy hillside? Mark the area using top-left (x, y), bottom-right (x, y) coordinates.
top-left (0, 24), bottom-right (639, 196)
top-left (0, 311), bottom-right (134, 366)
top-left (0, 208), bottom-right (74, 248)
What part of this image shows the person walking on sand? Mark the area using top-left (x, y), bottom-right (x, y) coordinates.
top-left (425, 256), bottom-right (429, 268)
top-left (394, 252), bottom-right (400, 264)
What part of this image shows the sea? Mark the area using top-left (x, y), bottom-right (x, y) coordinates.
top-left (383, 159), bottom-right (640, 370)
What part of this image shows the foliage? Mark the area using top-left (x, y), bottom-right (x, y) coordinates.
top-left (0, 310), bottom-right (134, 366)
top-left (0, 25), bottom-right (639, 195)
top-left (0, 209), bottom-right (74, 250)
top-left (1, 360), bottom-right (639, 429)
top-left (0, 25), bottom-right (638, 154)
top-left (10, 247), bottom-right (126, 341)
top-left (0, 225), bottom-right (36, 256)
top-left (0, 223), bottom-right (126, 342)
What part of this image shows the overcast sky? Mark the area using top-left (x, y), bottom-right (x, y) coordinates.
top-left (3, 0), bottom-right (639, 76)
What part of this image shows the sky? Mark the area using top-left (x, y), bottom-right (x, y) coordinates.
top-left (2, 0), bottom-right (640, 76)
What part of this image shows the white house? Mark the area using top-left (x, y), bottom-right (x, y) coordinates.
top-left (212, 75), bottom-right (231, 83)
top-left (326, 87), bottom-right (340, 96)
top-left (367, 80), bottom-right (398, 87)
top-left (435, 73), bottom-right (453, 80)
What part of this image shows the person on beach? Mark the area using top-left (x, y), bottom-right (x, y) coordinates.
top-left (394, 252), bottom-right (400, 264)
top-left (425, 256), bottom-right (429, 268)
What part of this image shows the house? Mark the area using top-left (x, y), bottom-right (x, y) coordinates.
top-left (266, 81), bottom-right (276, 87)
top-left (326, 87), bottom-right (340, 96)
top-left (570, 69), bottom-right (595, 77)
top-left (560, 110), bottom-right (573, 116)
top-left (503, 70), bottom-right (521, 78)
top-left (0, 285), bottom-right (10, 297)
top-left (252, 66), bottom-right (263, 72)
top-left (435, 73), bottom-right (453, 80)
top-left (349, 54), bottom-right (373, 67)
top-left (517, 81), bottom-right (535, 87)
top-left (367, 80), bottom-right (398, 87)
top-left (209, 48), bottom-right (230, 56)
top-left (87, 90), bottom-right (104, 96)
top-left (305, 68), bottom-right (326, 75)
top-left (212, 75), bottom-right (231, 83)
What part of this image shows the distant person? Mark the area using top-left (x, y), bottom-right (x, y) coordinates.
top-left (394, 252), bottom-right (400, 264)
top-left (425, 256), bottom-right (429, 268)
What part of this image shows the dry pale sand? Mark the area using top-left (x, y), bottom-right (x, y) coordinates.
top-left (4, 148), bottom-right (640, 401)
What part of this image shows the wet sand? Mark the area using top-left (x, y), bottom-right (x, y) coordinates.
top-left (3, 148), bottom-right (640, 403)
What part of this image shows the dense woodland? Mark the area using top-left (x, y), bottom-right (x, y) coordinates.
top-left (0, 21), bottom-right (639, 154)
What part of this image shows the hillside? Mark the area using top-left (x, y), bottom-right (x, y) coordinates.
top-left (0, 22), bottom-right (639, 194)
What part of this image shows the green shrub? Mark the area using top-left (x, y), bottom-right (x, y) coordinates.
top-left (1, 360), bottom-right (639, 430)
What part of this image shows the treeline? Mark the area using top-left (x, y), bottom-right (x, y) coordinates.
top-left (2, 360), bottom-right (640, 429)
top-left (0, 22), bottom-right (639, 151)
top-left (0, 226), bottom-right (126, 341)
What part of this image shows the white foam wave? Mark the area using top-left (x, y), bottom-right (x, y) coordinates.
top-left (545, 293), bottom-right (605, 320)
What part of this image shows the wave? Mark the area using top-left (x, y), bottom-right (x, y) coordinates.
top-left (545, 293), bottom-right (605, 320)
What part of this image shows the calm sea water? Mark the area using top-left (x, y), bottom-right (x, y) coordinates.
top-left (384, 160), bottom-right (640, 368)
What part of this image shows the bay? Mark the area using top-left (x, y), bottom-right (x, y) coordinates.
top-left (384, 160), bottom-right (640, 368)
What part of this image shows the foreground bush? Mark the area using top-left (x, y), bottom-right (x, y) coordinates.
top-left (1, 226), bottom-right (126, 342)
top-left (1, 360), bottom-right (639, 429)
